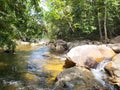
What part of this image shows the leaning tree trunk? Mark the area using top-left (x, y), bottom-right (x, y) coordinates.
top-left (104, 0), bottom-right (108, 42)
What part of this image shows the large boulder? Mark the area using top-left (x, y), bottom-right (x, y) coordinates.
top-left (110, 36), bottom-right (120, 43)
top-left (105, 54), bottom-right (120, 88)
top-left (64, 45), bottom-right (115, 68)
top-left (54, 66), bottom-right (106, 90)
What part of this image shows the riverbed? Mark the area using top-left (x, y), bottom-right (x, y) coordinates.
top-left (0, 45), bottom-right (64, 90)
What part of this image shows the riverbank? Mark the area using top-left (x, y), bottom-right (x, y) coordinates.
top-left (0, 39), bottom-right (50, 53)
top-left (48, 39), bottom-right (120, 55)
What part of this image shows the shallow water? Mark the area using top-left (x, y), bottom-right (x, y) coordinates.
top-left (0, 45), bottom-right (64, 90)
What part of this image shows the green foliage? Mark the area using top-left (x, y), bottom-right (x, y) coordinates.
top-left (1, 0), bottom-right (120, 52)
top-left (0, 0), bottom-right (45, 52)
top-left (43, 0), bottom-right (120, 40)
top-left (43, 0), bottom-right (98, 40)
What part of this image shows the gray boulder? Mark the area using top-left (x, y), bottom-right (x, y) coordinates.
top-left (54, 66), bottom-right (106, 90)
top-left (48, 40), bottom-right (68, 53)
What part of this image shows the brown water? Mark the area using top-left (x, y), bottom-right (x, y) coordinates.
top-left (0, 45), bottom-right (64, 90)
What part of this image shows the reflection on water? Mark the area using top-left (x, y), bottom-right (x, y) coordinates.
top-left (0, 45), bottom-right (64, 90)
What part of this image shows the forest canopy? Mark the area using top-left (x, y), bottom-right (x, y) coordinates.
top-left (0, 0), bottom-right (120, 51)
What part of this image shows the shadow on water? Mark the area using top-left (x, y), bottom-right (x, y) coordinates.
top-left (0, 45), bottom-right (64, 90)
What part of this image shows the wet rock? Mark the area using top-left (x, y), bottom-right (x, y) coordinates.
top-left (48, 42), bottom-right (56, 51)
top-left (64, 45), bottom-right (115, 69)
top-left (85, 57), bottom-right (98, 68)
top-left (54, 66), bottom-right (106, 90)
top-left (55, 44), bottom-right (65, 53)
top-left (48, 40), bottom-right (68, 53)
top-left (105, 54), bottom-right (120, 88)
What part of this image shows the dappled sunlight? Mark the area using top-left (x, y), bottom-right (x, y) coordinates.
top-left (16, 45), bottom-right (41, 51)
top-left (43, 59), bottom-right (64, 85)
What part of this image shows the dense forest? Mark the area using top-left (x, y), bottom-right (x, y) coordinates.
top-left (0, 0), bottom-right (120, 51)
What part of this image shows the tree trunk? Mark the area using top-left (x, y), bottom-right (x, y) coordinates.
top-left (104, 1), bottom-right (108, 42)
top-left (98, 12), bottom-right (103, 41)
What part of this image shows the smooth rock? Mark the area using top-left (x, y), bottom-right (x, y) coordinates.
top-left (105, 54), bottom-right (120, 88)
top-left (64, 45), bottom-right (115, 68)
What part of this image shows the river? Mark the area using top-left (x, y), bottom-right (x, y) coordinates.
top-left (0, 45), bottom-right (64, 90)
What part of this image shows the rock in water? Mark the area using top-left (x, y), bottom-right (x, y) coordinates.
top-left (64, 45), bottom-right (115, 68)
top-left (54, 66), bottom-right (106, 90)
top-left (105, 54), bottom-right (120, 89)
top-left (49, 40), bottom-right (68, 53)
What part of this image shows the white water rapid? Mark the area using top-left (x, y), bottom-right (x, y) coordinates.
top-left (91, 59), bottom-right (116, 90)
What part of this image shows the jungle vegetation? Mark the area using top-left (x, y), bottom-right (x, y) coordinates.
top-left (0, 0), bottom-right (120, 51)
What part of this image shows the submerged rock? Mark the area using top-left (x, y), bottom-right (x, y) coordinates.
top-left (64, 45), bottom-right (115, 69)
top-left (105, 54), bottom-right (120, 89)
top-left (22, 73), bottom-right (40, 82)
top-left (54, 66), bottom-right (106, 90)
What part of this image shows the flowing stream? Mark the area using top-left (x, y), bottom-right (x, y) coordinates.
top-left (0, 44), bottom-right (118, 90)
top-left (0, 45), bottom-right (64, 90)
top-left (91, 59), bottom-right (117, 90)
